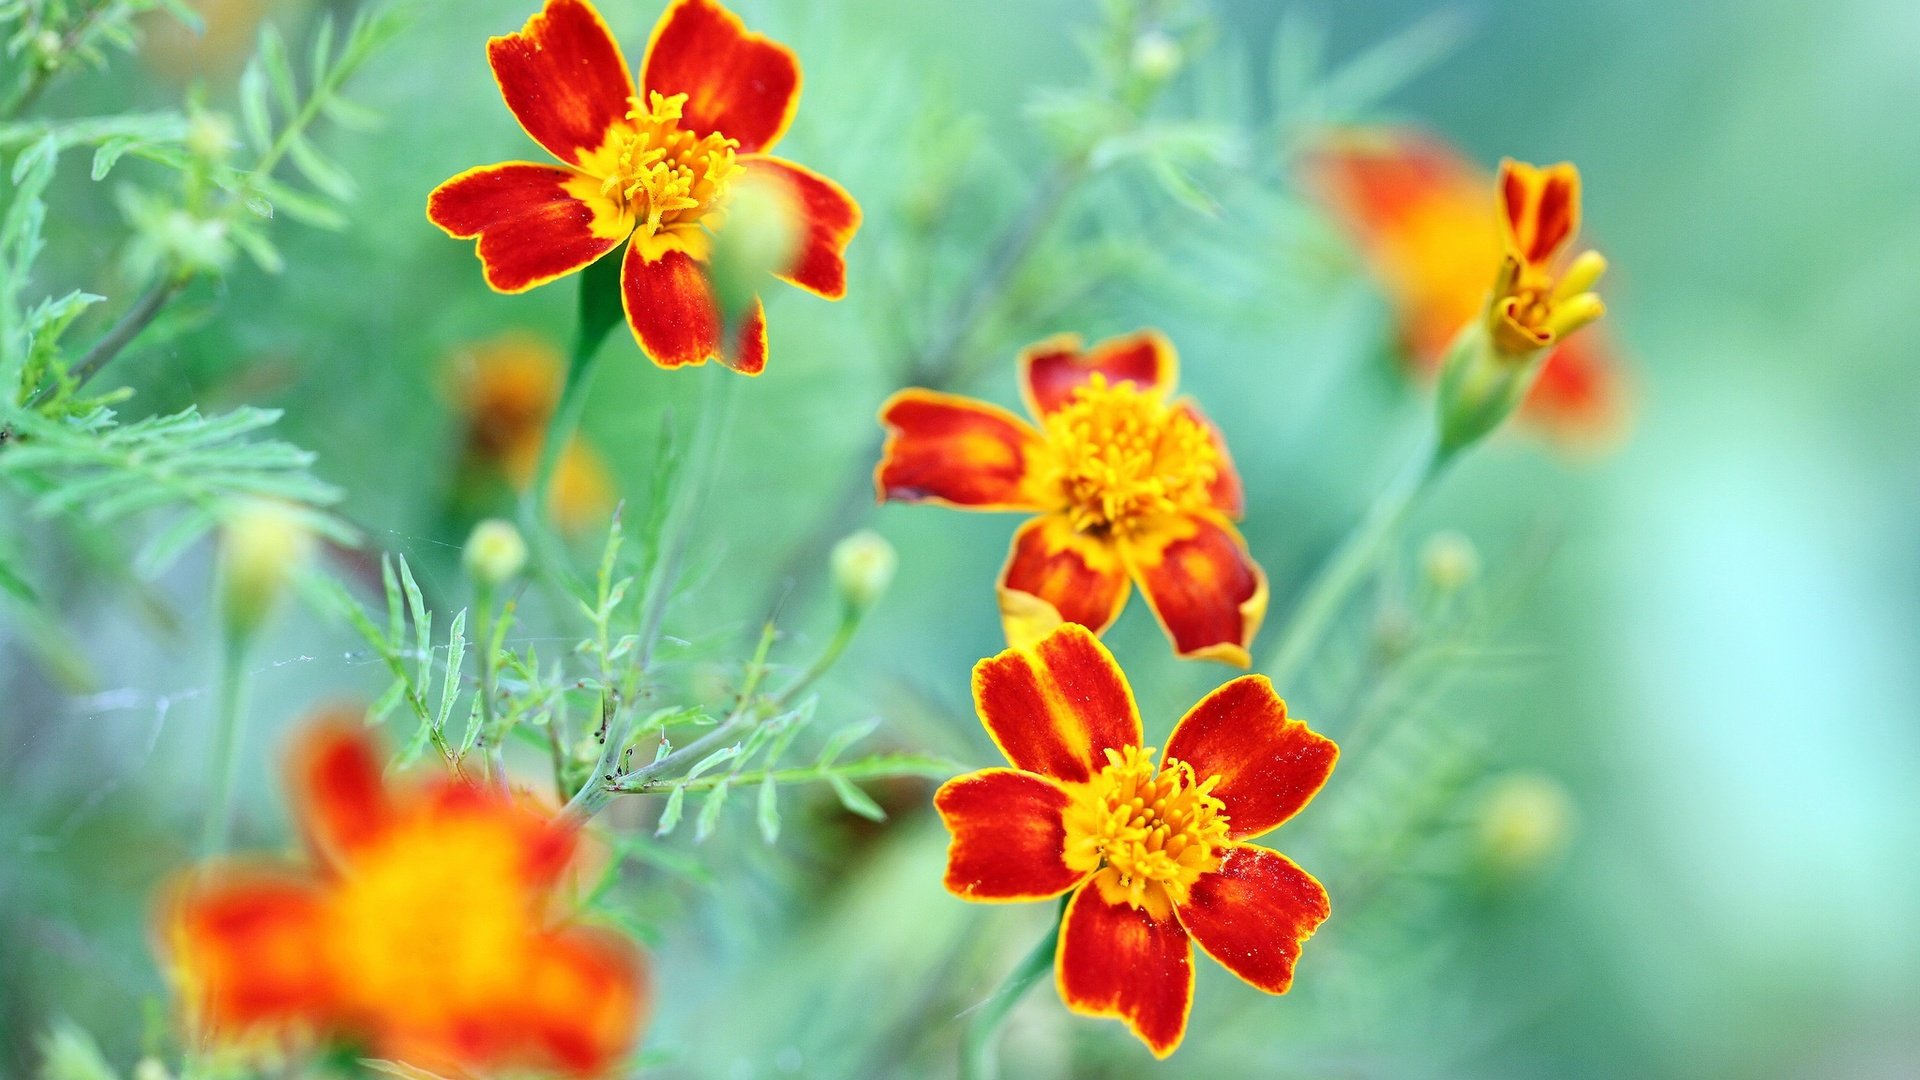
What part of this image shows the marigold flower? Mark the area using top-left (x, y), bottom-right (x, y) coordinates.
top-left (1303, 128), bottom-right (1624, 440)
top-left (157, 716), bottom-right (647, 1076)
top-left (935, 624), bottom-right (1337, 1056)
top-left (875, 332), bottom-right (1266, 665)
top-left (427, 0), bottom-right (861, 375)
top-left (449, 333), bottom-right (613, 532)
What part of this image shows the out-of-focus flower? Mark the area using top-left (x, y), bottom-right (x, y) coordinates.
top-left (158, 716), bottom-right (646, 1076)
top-left (830, 529), bottom-right (897, 613)
top-left (1303, 128), bottom-right (1624, 442)
top-left (427, 0), bottom-right (860, 375)
top-left (465, 518), bottom-right (530, 587)
top-left (1420, 530), bottom-right (1479, 594)
top-left (219, 499), bottom-right (312, 637)
top-left (935, 625), bottom-right (1337, 1056)
top-left (143, 0), bottom-right (269, 81)
top-left (1475, 771), bottom-right (1575, 880)
top-left (448, 333), bottom-right (612, 532)
top-left (875, 332), bottom-right (1266, 665)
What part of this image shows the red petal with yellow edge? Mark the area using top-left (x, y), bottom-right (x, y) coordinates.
top-left (518, 927), bottom-right (649, 1076)
top-left (429, 163), bottom-right (629, 294)
top-left (743, 156), bottom-right (860, 299)
top-left (291, 713), bottom-right (389, 865)
top-left (487, 0), bottom-right (634, 167)
top-left (999, 514), bottom-right (1130, 646)
top-left (1523, 331), bottom-right (1628, 442)
top-left (1163, 675), bottom-right (1336, 841)
top-left (620, 243), bottom-right (763, 372)
top-left (1122, 513), bottom-right (1267, 665)
top-left (158, 868), bottom-right (334, 1032)
top-left (1019, 330), bottom-right (1178, 417)
top-left (970, 623), bottom-right (1141, 783)
top-left (1177, 844), bottom-right (1329, 995)
top-left (1498, 159), bottom-right (1580, 266)
top-left (1056, 879), bottom-right (1193, 1058)
top-left (1174, 401), bottom-right (1243, 517)
top-left (641, 0), bottom-right (799, 154)
top-left (934, 768), bottom-right (1084, 902)
top-left (874, 390), bottom-right (1045, 510)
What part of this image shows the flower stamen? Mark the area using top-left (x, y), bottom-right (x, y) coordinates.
top-left (1063, 745), bottom-right (1230, 916)
top-left (596, 91), bottom-right (740, 238)
top-left (1040, 375), bottom-right (1219, 535)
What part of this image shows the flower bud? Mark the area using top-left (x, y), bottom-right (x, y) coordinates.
top-left (1475, 772), bottom-right (1574, 880)
top-left (1130, 31), bottom-right (1182, 83)
top-left (707, 172), bottom-right (804, 329)
top-left (133, 1059), bottom-right (175, 1080)
top-left (831, 530), bottom-right (897, 613)
top-left (187, 111), bottom-right (237, 164)
top-left (1421, 531), bottom-right (1480, 594)
top-left (219, 499), bottom-right (311, 638)
top-left (463, 518), bottom-right (528, 588)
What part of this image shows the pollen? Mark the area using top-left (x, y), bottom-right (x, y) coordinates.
top-left (597, 91), bottom-right (740, 238)
top-left (1039, 375), bottom-right (1220, 534)
top-left (1063, 745), bottom-right (1231, 916)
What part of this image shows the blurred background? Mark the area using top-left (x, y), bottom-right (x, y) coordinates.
top-left (4, 0), bottom-right (1918, 1077)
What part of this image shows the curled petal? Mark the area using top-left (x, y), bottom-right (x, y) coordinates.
top-left (518, 928), bottom-right (650, 1076)
top-left (1163, 676), bottom-right (1336, 841)
top-left (641, 0), bottom-right (799, 154)
top-left (1177, 845), bottom-right (1329, 994)
top-left (970, 623), bottom-right (1141, 783)
top-left (1175, 401), bottom-right (1243, 517)
top-left (429, 163), bottom-right (630, 294)
top-left (1056, 880), bottom-right (1193, 1058)
top-left (487, 0), bottom-right (636, 167)
top-left (291, 713), bottom-right (389, 865)
top-left (1498, 158), bottom-right (1581, 266)
top-left (874, 391), bottom-right (1046, 511)
top-left (620, 242), bottom-right (763, 372)
top-left (933, 769), bottom-right (1084, 902)
top-left (743, 156), bottom-right (860, 299)
top-left (1122, 513), bottom-right (1268, 666)
top-left (1019, 330), bottom-right (1178, 417)
top-left (158, 868), bottom-right (333, 1035)
top-left (998, 515), bottom-right (1130, 648)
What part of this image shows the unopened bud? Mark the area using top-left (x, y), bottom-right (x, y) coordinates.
top-left (33, 30), bottom-right (61, 67)
top-left (133, 1059), bottom-right (175, 1080)
top-left (219, 499), bottom-right (311, 637)
top-left (187, 111), bottom-right (236, 164)
top-left (831, 530), bottom-right (897, 612)
top-left (1475, 772), bottom-right (1574, 880)
top-left (1421, 531), bottom-right (1480, 594)
top-left (708, 172), bottom-right (805, 328)
top-left (1131, 31), bottom-right (1182, 83)
top-left (463, 518), bottom-right (528, 588)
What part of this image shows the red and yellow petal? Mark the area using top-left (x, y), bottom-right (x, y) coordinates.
top-left (641, 0), bottom-right (799, 155)
top-left (429, 163), bottom-right (631, 294)
top-left (1019, 330), bottom-right (1179, 417)
top-left (291, 713), bottom-right (390, 866)
top-left (1176, 845), bottom-right (1329, 995)
top-left (970, 623), bottom-right (1142, 784)
top-left (487, 0), bottom-right (636, 168)
top-left (874, 390), bottom-right (1047, 511)
top-left (1121, 513), bottom-right (1267, 666)
top-left (158, 867), bottom-right (333, 1034)
top-left (998, 514), bottom-right (1130, 649)
top-left (1498, 158), bottom-right (1580, 267)
top-left (1175, 400), bottom-right (1244, 517)
top-left (1163, 676), bottom-right (1336, 841)
top-left (517, 927), bottom-right (649, 1076)
top-left (1056, 879), bottom-right (1193, 1058)
top-left (933, 768), bottom-right (1085, 902)
top-left (619, 242), bottom-right (764, 372)
top-left (742, 156), bottom-right (860, 299)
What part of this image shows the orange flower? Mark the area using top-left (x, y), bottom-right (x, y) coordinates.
top-left (427, 0), bottom-right (860, 375)
top-left (875, 332), bottom-right (1267, 665)
top-left (935, 625), bottom-right (1337, 1056)
top-left (449, 333), bottom-right (613, 532)
top-left (1303, 128), bottom-right (1624, 440)
top-left (157, 717), bottom-right (647, 1076)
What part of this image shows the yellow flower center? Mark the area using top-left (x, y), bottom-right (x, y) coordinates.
top-left (1063, 745), bottom-right (1230, 916)
top-left (597, 91), bottom-right (740, 238)
top-left (1039, 375), bottom-right (1220, 534)
top-left (326, 813), bottom-right (535, 1013)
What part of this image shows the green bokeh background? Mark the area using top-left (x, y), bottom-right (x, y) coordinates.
top-left (4, 0), bottom-right (1917, 1077)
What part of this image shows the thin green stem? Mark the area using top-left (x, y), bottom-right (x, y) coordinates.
top-left (1263, 440), bottom-right (1456, 690)
top-left (198, 627), bottom-right (251, 858)
top-left (960, 909), bottom-right (1064, 1080)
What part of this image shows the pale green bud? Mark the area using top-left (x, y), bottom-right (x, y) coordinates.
top-left (1421, 531), bottom-right (1480, 594)
top-left (1131, 31), bottom-right (1182, 83)
top-left (220, 499), bottom-right (311, 637)
top-left (831, 530), bottom-right (897, 613)
top-left (707, 173), bottom-right (804, 329)
top-left (1476, 772), bottom-right (1575, 880)
top-left (463, 518), bottom-right (528, 588)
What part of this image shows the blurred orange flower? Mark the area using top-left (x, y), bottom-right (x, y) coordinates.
top-left (427, 0), bottom-right (860, 375)
top-left (158, 716), bottom-right (646, 1076)
top-left (935, 625), bottom-right (1337, 1056)
top-left (1303, 128), bottom-right (1625, 441)
top-left (449, 333), bottom-right (613, 533)
top-left (875, 332), bottom-right (1266, 665)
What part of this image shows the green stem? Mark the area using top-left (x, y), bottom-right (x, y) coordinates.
top-left (960, 912), bottom-right (1063, 1080)
top-left (520, 255), bottom-right (622, 586)
top-left (198, 627), bottom-right (251, 858)
top-left (1263, 440), bottom-right (1455, 690)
